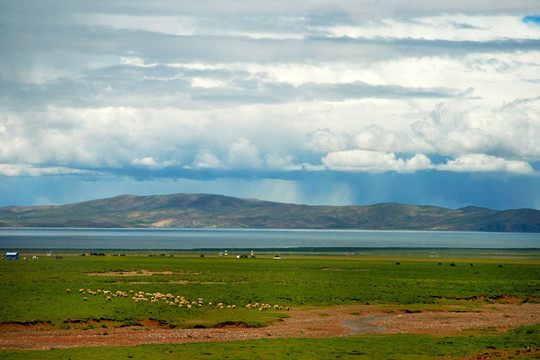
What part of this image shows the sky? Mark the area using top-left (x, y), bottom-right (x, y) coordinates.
top-left (1, 1), bottom-right (539, 210)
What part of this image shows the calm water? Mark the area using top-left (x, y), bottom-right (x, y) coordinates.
top-left (0, 228), bottom-right (538, 249)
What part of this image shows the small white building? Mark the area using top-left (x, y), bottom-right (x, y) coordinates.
top-left (5, 252), bottom-right (19, 260)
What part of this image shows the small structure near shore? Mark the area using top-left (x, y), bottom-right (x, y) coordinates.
top-left (4, 252), bottom-right (20, 260)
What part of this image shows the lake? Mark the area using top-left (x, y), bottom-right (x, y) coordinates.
top-left (0, 228), bottom-right (538, 250)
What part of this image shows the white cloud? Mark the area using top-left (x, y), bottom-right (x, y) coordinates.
top-left (1, 3), bottom-right (538, 180)
top-left (320, 15), bottom-right (540, 41)
top-left (322, 150), bottom-right (434, 173)
top-left (410, 98), bottom-right (540, 160)
top-left (79, 14), bottom-right (198, 36)
top-left (192, 149), bottom-right (224, 169)
top-left (191, 77), bottom-right (228, 88)
top-left (131, 157), bottom-right (176, 169)
top-left (305, 128), bottom-right (353, 153)
top-left (438, 154), bottom-right (534, 173)
top-left (0, 164), bottom-right (87, 177)
top-left (265, 154), bottom-right (302, 171)
top-left (227, 137), bottom-right (263, 168)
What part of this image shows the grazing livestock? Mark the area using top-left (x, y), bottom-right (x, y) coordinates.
top-left (72, 286), bottom-right (289, 314)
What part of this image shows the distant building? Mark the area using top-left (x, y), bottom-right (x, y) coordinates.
top-left (5, 252), bottom-right (19, 260)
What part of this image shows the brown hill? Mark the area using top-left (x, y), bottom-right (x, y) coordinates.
top-left (0, 194), bottom-right (538, 232)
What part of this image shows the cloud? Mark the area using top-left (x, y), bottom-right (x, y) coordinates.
top-left (227, 137), bottom-right (263, 168)
top-left (0, 164), bottom-right (88, 177)
top-left (191, 149), bottom-right (224, 169)
top-left (319, 15), bottom-right (540, 41)
top-left (264, 154), bottom-right (304, 171)
top-left (322, 150), bottom-right (433, 173)
top-left (0, 0), bottom-right (539, 212)
top-left (131, 157), bottom-right (176, 169)
top-left (438, 154), bottom-right (534, 173)
top-left (410, 98), bottom-right (540, 160)
top-left (305, 129), bottom-right (353, 152)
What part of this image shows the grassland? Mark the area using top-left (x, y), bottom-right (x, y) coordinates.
top-left (0, 250), bottom-right (538, 358)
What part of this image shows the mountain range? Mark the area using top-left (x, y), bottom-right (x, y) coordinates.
top-left (0, 193), bottom-right (539, 232)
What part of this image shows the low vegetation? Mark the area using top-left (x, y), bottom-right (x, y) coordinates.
top-left (0, 253), bottom-right (537, 327)
top-left (0, 251), bottom-right (538, 358)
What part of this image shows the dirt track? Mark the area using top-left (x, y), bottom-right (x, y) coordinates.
top-left (0, 303), bottom-right (538, 350)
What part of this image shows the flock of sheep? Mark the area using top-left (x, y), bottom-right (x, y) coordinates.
top-left (67, 288), bottom-right (289, 311)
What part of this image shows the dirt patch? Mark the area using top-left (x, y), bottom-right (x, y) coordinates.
top-left (0, 304), bottom-right (538, 350)
top-left (375, 303), bottom-right (539, 334)
top-left (213, 321), bottom-right (250, 329)
top-left (436, 294), bottom-right (535, 304)
top-left (86, 270), bottom-right (200, 276)
top-left (63, 318), bottom-right (115, 326)
top-left (138, 319), bottom-right (173, 329)
top-left (0, 321), bottom-right (53, 331)
top-left (342, 314), bottom-right (388, 334)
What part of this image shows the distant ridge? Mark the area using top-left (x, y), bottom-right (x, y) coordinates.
top-left (0, 193), bottom-right (539, 232)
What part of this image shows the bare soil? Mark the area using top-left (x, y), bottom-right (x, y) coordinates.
top-left (86, 270), bottom-right (200, 276)
top-left (0, 303), bottom-right (538, 350)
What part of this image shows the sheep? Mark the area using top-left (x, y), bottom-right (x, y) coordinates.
top-left (83, 296), bottom-right (88, 301)
top-left (245, 304), bottom-right (251, 309)
top-left (66, 288), bottom-right (71, 293)
top-left (79, 288), bottom-right (85, 293)
top-left (107, 296), bottom-right (112, 301)
top-left (286, 306), bottom-right (290, 311)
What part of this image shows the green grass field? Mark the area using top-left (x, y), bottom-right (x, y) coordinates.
top-left (0, 250), bottom-right (538, 358)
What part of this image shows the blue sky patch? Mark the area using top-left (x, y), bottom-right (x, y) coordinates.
top-left (523, 15), bottom-right (540, 24)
